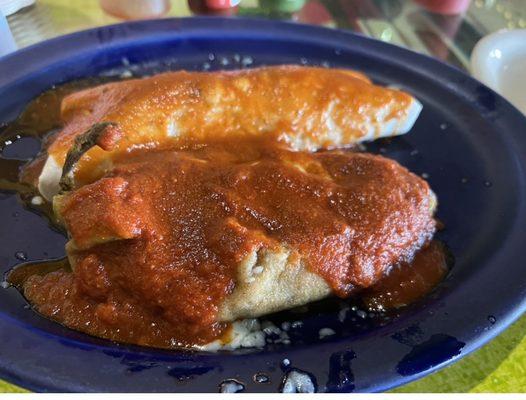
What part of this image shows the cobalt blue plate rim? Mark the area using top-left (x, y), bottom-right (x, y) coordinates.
top-left (1, 17), bottom-right (526, 393)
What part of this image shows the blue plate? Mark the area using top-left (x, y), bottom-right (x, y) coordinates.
top-left (1, 17), bottom-right (526, 393)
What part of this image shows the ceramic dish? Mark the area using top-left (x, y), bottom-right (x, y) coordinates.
top-left (1, 18), bottom-right (526, 393)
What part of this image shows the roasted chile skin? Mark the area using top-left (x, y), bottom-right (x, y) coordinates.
top-left (21, 138), bottom-right (437, 348)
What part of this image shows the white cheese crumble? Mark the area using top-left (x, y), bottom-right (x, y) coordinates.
top-left (261, 320), bottom-right (281, 336)
top-left (199, 316), bottom-right (303, 350)
top-left (220, 380), bottom-right (244, 393)
top-left (199, 319), bottom-right (265, 351)
top-left (281, 370), bottom-right (315, 393)
top-left (261, 321), bottom-right (290, 344)
top-left (252, 266), bottom-right (264, 275)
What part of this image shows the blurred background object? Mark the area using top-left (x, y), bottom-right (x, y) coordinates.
top-left (471, 29), bottom-right (526, 114)
top-left (99, 0), bottom-right (170, 20)
top-left (205, 0), bottom-right (242, 10)
top-left (414, 0), bottom-right (471, 15)
top-left (0, 0), bottom-right (34, 16)
top-left (4, 0), bottom-right (526, 72)
top-left (0, 11), bottom-right (17, 56)
top-left (188, 0), bottom-right (240, 16)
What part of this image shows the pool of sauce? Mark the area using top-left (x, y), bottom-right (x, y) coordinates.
top-left (362, 240), bottom-right (449, 311)
top-left (1, 79), bottom-right (450, 350)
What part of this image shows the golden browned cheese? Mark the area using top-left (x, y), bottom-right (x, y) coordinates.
top-left (24, 139), bottom-right (436, 348)
top-left (46, 66), bottom-right (414, 186)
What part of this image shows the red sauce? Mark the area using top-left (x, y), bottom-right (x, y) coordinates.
top-left (19, 139), bottom-right (436, 347)
top-left (0, 77), bottom-right (448, 350)
top-left (43, 66), bottom-right (411, 186)
top-left (362, 240), bottom-right (449, 311)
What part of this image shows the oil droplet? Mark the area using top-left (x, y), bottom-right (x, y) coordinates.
top-left (488, 315), bottom-right (496, 324)
top-left (14, 251), bottom-right (27, 261)
top-left (254, 373), bottom-right (270, 384)
top-left (281, 358), bottom-right (291, 367)
top-left (219, 379), bottom-right (244, 393)
top-left (484, 181), bottom-right (492, 187)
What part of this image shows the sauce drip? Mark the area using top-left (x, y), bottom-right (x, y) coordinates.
top-left (362, 240), bottom-right (449, 312)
